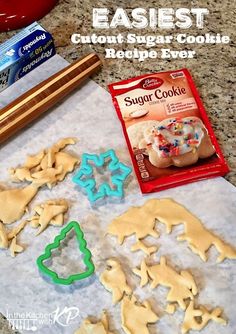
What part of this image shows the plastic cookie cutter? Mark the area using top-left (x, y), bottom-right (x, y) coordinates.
top-left (36, 221), bottom-right (95, 285)
top-left (72, 149), bottom-right (132, 202)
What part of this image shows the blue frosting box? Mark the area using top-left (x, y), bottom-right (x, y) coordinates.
top-left (0, 22), bottom-right (55, 92)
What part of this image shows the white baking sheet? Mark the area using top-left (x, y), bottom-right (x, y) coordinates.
top-left (0, 55), bottom-right (235, 334)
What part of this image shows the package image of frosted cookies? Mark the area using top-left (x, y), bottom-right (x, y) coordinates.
top-left (109, 69), bottom-right (229, 193)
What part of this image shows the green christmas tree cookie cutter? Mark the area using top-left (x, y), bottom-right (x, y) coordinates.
top-left (36, 221), bottom-right (95, 285)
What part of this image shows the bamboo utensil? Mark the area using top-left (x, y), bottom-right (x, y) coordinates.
top-left (0, 53), bottom-right (102, 144)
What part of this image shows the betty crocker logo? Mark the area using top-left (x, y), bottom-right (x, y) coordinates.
top-left (140, 77), bottom-right (163, 89)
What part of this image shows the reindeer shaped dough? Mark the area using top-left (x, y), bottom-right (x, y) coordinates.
top-left (108, 206), bottom-right (159, 245)
top-left (181, 301), bottom-right (226, 334)
top-left (100, 259), bottom-right (132, 304)
top-left (121, 295), bottom-right (159, 334)
top-left (133, 257), bottom-right (198, 310)
top-left (75, 311), bottom-right (114, 334)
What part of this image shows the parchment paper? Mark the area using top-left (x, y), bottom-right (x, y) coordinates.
top-left (0, 55), bottom-right (235, 334)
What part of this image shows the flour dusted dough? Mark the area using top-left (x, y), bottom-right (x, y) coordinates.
top-left (100, 259), bottom-right (132, 304)
top-left (75, 311), bottom-right (114, 334)
top-left (121, 295), bottom-right (159, 334)
top-left (133, 257), bottom-right (198, 310)
top-left (181, 301), bottom-right (226, 334)
top-left (108, 198), bottom-right (236, 263)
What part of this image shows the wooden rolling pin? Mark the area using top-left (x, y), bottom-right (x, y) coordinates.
top-left (0, 53), bottom-right (102, 144)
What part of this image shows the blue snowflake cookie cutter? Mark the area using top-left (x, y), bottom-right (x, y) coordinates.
top-left (72, 149), bottom-right (132, 202)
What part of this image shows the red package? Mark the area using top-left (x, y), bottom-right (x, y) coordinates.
top-left (108, 68), bottom-right (229, 193)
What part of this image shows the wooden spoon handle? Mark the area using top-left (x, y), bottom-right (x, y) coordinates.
top-left (0, 53), bottom-right (102, 144)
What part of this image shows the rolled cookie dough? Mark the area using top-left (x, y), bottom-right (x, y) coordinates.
top-left (0, 183), bottom-right (42, 225)
top-left (108, 198), bottom-right (236, 263)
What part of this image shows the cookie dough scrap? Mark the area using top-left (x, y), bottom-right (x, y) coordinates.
top-left (0, 221), bottom-right (25, 257)
top-left (100, 258), bottom-right (132, 304)
top-left (28, 199), bottom-right (69, 235)
top-left (9, 137), bottom-right (79, 188)
top-left (9, 236), bottom-right (24, 257)
top-left (75, 311), bottom-right (114, 334)
top-left (133, 257), bottom-right (198, 310)
top-left (131, 240), bottom-right (158, 256)
top-left (181, 301), bottom-right (226, 334)
top-left (110, 198), bottom-right (236, 263)
top-left (31, 166), bottom-right (63, 189)
top-left (0, 183), bottom-right (42, 225)
top-left (7, 220), bottom-right (28, 240)
top-left (165, 303), bottom-right (178, 314)
top-left (121, 295), bottom-right (159, 334)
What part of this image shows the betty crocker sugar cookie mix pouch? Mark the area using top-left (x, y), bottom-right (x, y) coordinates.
top-left (108, 69), bottom-right (229, 193)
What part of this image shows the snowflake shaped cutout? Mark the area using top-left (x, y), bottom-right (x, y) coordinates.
top-left (72, 149), bottom-right (132, 202)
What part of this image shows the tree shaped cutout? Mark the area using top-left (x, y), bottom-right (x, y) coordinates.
top-left (36, 221), bottom-right (95, 285)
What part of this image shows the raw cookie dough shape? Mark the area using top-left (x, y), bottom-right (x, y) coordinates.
top-left (131, 240), bottom-right (158, 256)
top-left (37, 221), bottom-right (95, 285)
top-left (7, 220), bottom-right (28, 240)
top-left (109, 198), bottom-right (236, 263)
top-left (100, 258), bottom-right (132, 304)
top-left (181, 300), bottom-right (226, 334)
top-left (0, 182), bottom-right (43, 225)
top-left (0, 220), bottom-right (27, 256)
top-left (72, 149), bottom-right (132, 202)
top-left (9, 237), bottom-right (24, 257)
top-left (75, 311), bottom-right (114, 334)
top-left (133, 257), bottom-right (198, 310)
top-left (28, 199), bottom-right (68, 235)
top-left (108, 205), bottom-right (159, 246)
top-left (121, 295), bottom-right (159, 334)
